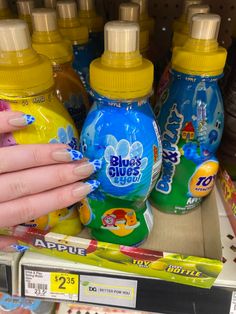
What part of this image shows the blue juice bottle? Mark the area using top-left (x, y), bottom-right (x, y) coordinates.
top-left (150, 14), bottom-right (227, 214)
top-left (79, 21), bottom-right (162, 246)
top-left (57, 1), bottom-right (92, 91)
top-left (77, 0), bottom-right (104, 59)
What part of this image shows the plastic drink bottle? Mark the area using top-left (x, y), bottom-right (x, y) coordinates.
top-left (150, 14), bottom-right (227, 214)
top-left (17, 0), bottom-right (34, 34)
top-left (131, 0), bottom-right (154, 36)
top-left (57, 1), bottom-right (92, 91)
top-left (44, 0), bottom-right (57, 9)
top-left (79, 21), bottom-right (162, 246)
top-left (77, 0), bottom-right (104, 59)
top-left (0, 19), bottom-right (81, 235)
top-left (119, 2), bottom-right (149, 57)
top-left (0, 0), bottom-right (12, 19)
top-left (32, 8), bottom-right (90, 132)
top-left (173, 0), bottom-right (202, 34)
top-left (172, 4), bottom-right (210, 50)
top-left (156, 4), bottom-right (210, 105)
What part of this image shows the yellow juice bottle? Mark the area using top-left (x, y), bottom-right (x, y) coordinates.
top-left (17, 0), bottom-right (34, 34)
top-left (0, 0), bottom-right (13, 19)
top-left (119, 2), bottom-right (149, 57)
top-left (32, 8), bottom-right (90, 132)
top-left (0, 19), bottom-right (81, 235)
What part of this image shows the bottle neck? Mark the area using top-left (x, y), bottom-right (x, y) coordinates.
top-left (101, 50), bottom-right (142, 69)
top-left (78, 9), bottom-right (96, 19)
top-left (0, 47), bottom-right (40, 67)
top-left (32, 31), bottom-right (73, 64)
top-left (172, 38), bottom-right (226, 76)
top-left (58, 18), bottom-right (89, 44)
top-left (32, 30), bottom-right (63, 44)
top-left (184, 38), bottom-right (219, 53)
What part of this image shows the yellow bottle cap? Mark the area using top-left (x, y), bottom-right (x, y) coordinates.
top-left (172, 14), bottom-right (227, 76)
top-left (57, 0), bottom-right (89, 44)
top-left (32, 8), bottom-right (72, 64)
top-left (172, 4), bottom-right (210, 49)
top-left (119, 2), bottom-right (149, 54)
top-left (77, 0), bottom-right (103, 33)
top-left (44, 0), bottom-right (57, 9)
top-left (90, 21), bottom-right (153, 99)
top-left (0, 19), bottom-right (54, 95)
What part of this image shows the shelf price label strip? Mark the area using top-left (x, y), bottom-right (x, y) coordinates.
top-left (23, 268), bottom-right (138, 308)
top-left (24, 269), bottom-right (79, 302)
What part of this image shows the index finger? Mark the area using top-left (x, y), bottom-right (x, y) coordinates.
top-left (0, 144), bottom-right (84, 174)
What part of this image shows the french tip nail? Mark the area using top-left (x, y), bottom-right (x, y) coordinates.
top-left (9, 114), bottom-right (36, 127)
top-left (66, 149), bottom-right (83, 161)
top-left (89, 159), bottom-right (102, 172)
top-left (86, 180), bottom-right (100, 192)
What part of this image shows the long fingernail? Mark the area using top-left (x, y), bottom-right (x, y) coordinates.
top-left (9, 114), bottom-right (35, 127)
top-left (72, 180), bottom-right (100, 198)
top-left (74, 159), bottom-right (102, 176)
top-left (52, 149), bottom-right (83, 162)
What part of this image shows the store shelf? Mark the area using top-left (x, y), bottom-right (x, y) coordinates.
top-left (14, 188), bottom-right (234, 314)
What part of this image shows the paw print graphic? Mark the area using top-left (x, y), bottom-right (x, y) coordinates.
top-left (50, 125), bottom-right (78, 150)
top-left (104, 138), bottom-right (148, 188)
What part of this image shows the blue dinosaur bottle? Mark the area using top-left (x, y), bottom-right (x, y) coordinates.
top-left (79, 21), bottom-right (162, 246)
top-left (150, 14), bottom-right (227, 214)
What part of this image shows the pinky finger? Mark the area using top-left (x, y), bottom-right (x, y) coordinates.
top-left (0, 180), bottom-right (100, 228)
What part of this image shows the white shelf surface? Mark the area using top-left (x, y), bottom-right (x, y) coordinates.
top-left (215, 189), bottom-right (236, 288)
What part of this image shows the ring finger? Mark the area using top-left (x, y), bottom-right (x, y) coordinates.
top-left (0, 159), bottom-right (101, 202)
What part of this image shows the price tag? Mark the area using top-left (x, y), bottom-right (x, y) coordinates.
top-left (50, 272), bottom-right (79, 295)
top-left (24, 269), bottom-right (79, 301)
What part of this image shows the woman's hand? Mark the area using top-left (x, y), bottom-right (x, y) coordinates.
top-left (0, 111), bottom-right (100, 228)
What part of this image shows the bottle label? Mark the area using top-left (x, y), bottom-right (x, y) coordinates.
top-left (0, 92), bottom-right (81, 234)
top-left (105, 139), bottom-right (147, 187)
top-left (151, 72), bottom-right (223, 213)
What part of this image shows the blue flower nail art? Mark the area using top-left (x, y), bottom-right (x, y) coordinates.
top-left (67, 149), bottom-right (83, 161)
top-left (90, 159), bottom-right (102, 172)
top-left (86, 180), bottom-right (100, 192)
top-left (11, 244), bottom-right (29, 252)
top-left (23, 114), bottom-right (35, 125)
